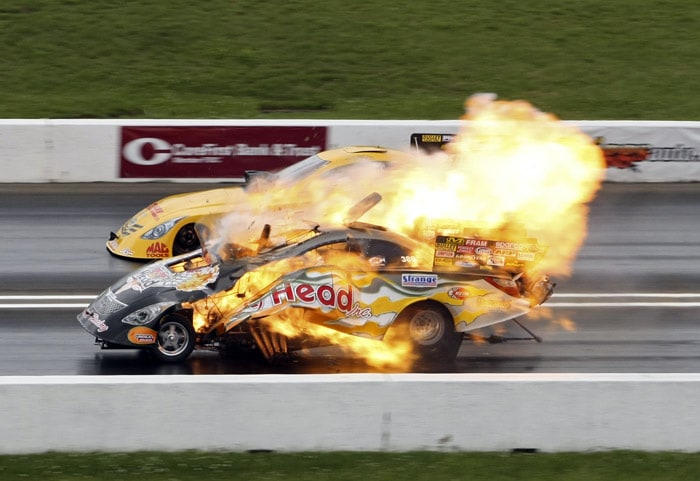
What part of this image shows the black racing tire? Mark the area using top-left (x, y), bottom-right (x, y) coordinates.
top-left (172, 223), bottom-right (201, 256)
top-left (389, 302), bottom-right (462, 364)
top-left (152, 313), bottom-right (196, 363)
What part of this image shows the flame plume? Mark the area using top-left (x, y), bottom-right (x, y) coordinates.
top-left (201, 94), bottom-right (606, 366)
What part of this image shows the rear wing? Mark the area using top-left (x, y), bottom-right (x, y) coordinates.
top-left (432, 234), bottom-right (547, 275)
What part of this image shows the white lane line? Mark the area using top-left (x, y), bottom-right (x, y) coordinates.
top-left (2, 294), bottom-right (700, 309)
top-left (0, 295), bottom-right (94, 309)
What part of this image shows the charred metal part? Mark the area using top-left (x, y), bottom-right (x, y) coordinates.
top-left (249, 322), bottom-right (289, 360)
top-left (526, 275), bottom-right (556, 306)
top-left (511, 318), bottom-right (543, 343)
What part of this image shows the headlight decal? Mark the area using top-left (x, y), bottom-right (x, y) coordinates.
top-left (141, 217), bottom-right (185, 240)
top-left (121, 302), bottom-right (174, 326)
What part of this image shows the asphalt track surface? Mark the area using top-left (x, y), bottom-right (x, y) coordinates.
top-left (1, 182), bottom-right (700, 375)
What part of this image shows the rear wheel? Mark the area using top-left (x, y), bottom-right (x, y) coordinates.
top-left (173, 223), bottom-right (200, 255)
top-left (390, 302), bottom-right (462, 364)
top-left (152, 313), bottom-right (195, 363)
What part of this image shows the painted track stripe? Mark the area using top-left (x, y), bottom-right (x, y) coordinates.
top-left (2, 293), bottom-right (700, 309)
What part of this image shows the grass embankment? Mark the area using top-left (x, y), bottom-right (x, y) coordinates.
top-left (1, 451), bottom-right (700, 480)
top-left (0, 1), bottom-right (698, 120)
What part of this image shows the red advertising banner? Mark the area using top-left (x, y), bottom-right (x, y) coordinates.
top-left (120, 126), bottom-right (327, 178)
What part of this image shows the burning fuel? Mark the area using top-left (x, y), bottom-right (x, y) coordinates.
top-left (217, 94), bottom-right (605, 280)
top-left (202, 94), bottom-right (606, 367)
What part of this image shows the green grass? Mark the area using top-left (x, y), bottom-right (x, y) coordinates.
top-left (1, 0), bottom-right (699, 120)
top-left (0, 451), bottom-right (699, 481)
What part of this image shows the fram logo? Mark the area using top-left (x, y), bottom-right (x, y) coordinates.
top-left (146, 242), bottom-right (170, 258)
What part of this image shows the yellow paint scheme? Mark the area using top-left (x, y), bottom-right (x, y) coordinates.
top-left (220, 266), bottom-right (533, 341)
top-left (107, 146), bottom-right (410, 260)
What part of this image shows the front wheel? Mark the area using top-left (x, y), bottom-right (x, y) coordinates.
top-left (389, 302), bottom-right (462, 365)
top-left (152, 313), bottom-right (196, 363)
top-left (172, 223), bottom-right (200, 256)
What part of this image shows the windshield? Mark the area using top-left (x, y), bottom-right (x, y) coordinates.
top-left (273, 154), bottom-right (329, 185)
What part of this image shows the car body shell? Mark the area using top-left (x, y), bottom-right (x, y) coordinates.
top-left (81, 223), bottom-right (554, 365)
top-left (106, 146), bottom-right (408, 260)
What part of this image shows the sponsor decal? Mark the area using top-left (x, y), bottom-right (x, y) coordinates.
top-left (595, 137), bottom-right (650, 169)
top-left (410, 133), bottom-right (456, 153)
top-left (119, 218), bottom-right (143, 236)
top-left (455, 260), bottom-right (478, 268)
top-left (487, 256), bottom-right (506, 267)
top-left (597, 137), bottom-right (700, 170)
top-left (267, 281), bottom-right (371, 318)
top-left (456, 245), bottom-right (475, 254)
top-left (435, 250), bottom-right (456, 258)
top-left (401, 273), bottom-right (438, 288)
top-left (434, 234), bottom-right (544, 271)
top-left (517, 251), bottom-right (536, 261)
top-left (86, 312), bottom-right (109, 332)
top-left (128, 326), bottom-right (157, 345)
top-left (494, 241), bottom-right (538, 251)
top-left (120, 126), bottom-right (327, 178)
top-left (146, 242), bottom-right (170, 258)
top-left (477, 297), bottom-right (512, 311)
top-left (464, 239), bottom-right (488, 246)
top-left (147, 203), bottom-right (164, 220)
top-left (448, 286), bottom-right (468, 301)
top-left (116, 265), bottom-right (220, 293)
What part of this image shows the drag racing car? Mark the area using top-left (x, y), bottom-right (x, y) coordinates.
top-left (80, 194), bottom-right (555, 367)
top-left (107, 146), bottom-right (409, 260)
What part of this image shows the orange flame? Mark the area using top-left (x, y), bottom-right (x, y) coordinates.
top-left (201, 94), bottom-right (605, 365)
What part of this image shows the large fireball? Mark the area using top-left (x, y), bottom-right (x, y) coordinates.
top-left (200, 94), bottom-right (606, 368)
top-left (367, 93), bottom-right (606, 276)
top-left (215, 94), bottom-right (605, 279)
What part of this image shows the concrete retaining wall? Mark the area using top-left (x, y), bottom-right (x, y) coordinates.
top-left (2, 373), bottom-right (697, 454)
top-left (2, 119), bottom-right (700, 182)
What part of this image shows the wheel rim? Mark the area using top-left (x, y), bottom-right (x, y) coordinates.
top-left (408, 309), bottom-right (445, 345)
top-left (157, 321), bottom-right (190, 357)
top-left (174, 224), bottom-right (199, 254)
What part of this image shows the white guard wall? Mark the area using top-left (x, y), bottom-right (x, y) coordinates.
top-left (2, 119), bottom-right (700, 182)
top-left (2, 373), bottom-right (699, 454)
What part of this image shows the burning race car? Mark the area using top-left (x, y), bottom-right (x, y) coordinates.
top-left (106, 146), bottom-right (409, 260)
top-left (79, 193), bottom-right (554, 368)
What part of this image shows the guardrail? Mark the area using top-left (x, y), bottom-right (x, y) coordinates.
top-left (2, 373), bottom-right (699, 454)
top-left (2, 119), bottom-right (700, 182)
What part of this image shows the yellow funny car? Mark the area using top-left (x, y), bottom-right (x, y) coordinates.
top-left (107, 146), bottom-right (409, 260)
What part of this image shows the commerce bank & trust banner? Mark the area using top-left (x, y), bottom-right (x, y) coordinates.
top-left (120, 126), bottom-right (327, 178)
